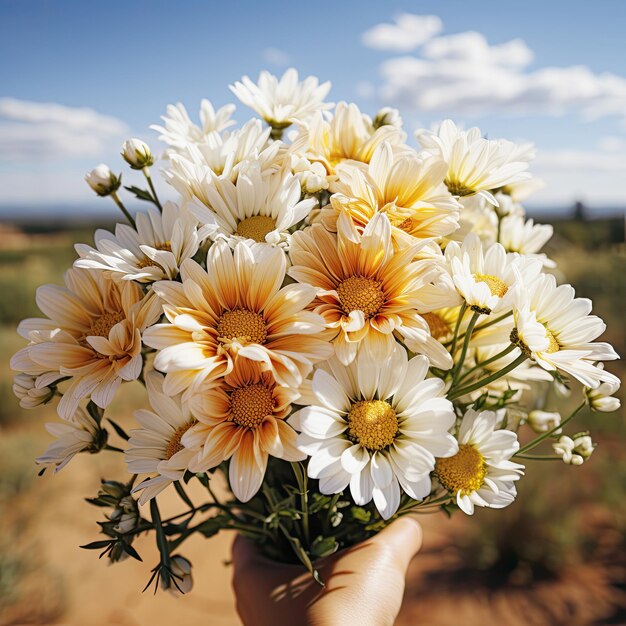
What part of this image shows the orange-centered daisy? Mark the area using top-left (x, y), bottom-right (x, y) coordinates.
top-left (142, 240), bottom-right (333, 395)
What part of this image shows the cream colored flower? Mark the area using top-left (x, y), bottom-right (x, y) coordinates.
top-left (288, 212), bottom-right (454, 368)
top-left (434, 409), bottom-right (524, 515)
top-left (10, 269), bottom-right (162, 419)
top-left (301, 102), bottom-right (406, 178)
top-left (122, 138), bottom-right (154, 169)
top-left (230, 68), bottom-right (332, 129)
top-left (499, 215), bottom-right (554, 268)
top-left (186, 164), bottom-right (316, 249)
top-left (182, 359), bottom-right (304, 502)
top-left (553, 433), bottom-right (595, 465)
top-left (416, 120), bottom-right (532, 205)
top-left (290, 349), bottom-right (458, 519)
top-left (511, 273), bottom-right (619, 388)
top-left (151, 100), bottom-right (236, 152)
top-left (85, 164), bottom-right (121, 197)
top-left (36, 408), bottom-right (107, 472)
top-left (126, 371), bottom-right (197, 505)
top-left (75, 202), bottom-right (203, 283)
top-left (142, 241), bottom-right (332, 395)
top-left (527, 410), bottom-right (562, 433)
top-left (329, 141), bottom-right (460, 241)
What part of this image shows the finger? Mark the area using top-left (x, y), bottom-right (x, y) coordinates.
top-left (370, 516), bottom-right (422, 574)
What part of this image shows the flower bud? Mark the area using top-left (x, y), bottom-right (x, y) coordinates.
top-left (122, 138), bottom-right (155, 169)
top-left (372, 107), bottom-right (402, 129)
top-left (13, 373), bottom-right (54, 408)
top-left (553, 432), bottom-right (595, 465)
top-left (165, 555), bottom-right (193, 595)
top-left (586, 379), bottom-right (621, 412)
top-left (527, 410), bottom-right (561, 434)
top-left (85, 164), bottom-right (121, 197)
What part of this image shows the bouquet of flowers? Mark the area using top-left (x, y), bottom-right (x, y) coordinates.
top-left (11, 69), bottom-right (621, 592)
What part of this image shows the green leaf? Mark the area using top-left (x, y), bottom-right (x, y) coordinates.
top-left (107, 418), bottom-right (130, 441)
top-left (80, 540), bottom-right (113, 550)
top-left (124, 185), bottom-right (154, 203)
top-left (310, 535), bottom-right (339, 559)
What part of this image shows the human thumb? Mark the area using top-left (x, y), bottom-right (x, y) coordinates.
top-left (370, 516), bottom-right (423, 574)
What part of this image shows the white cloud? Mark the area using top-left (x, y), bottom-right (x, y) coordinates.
top-left (365, 23), bottom-right (626, 124)
top-left (262, 47), bottom-right (291, 67)
top-left (361, 14), bottom-right (442, 52)
top-left (0, 98), bottom-right (129, 161)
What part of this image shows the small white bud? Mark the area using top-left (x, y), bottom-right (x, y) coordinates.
top-left (527, 410), bottom-right (561, 434)
top-left (553, 432), bottom-right (595, 465)
top-left (13, 373), bottom-right (54, 408)
top-left (373, 106), bottom-right (403, 129)
top-left (85, 164), bottom-right (121, 197)
top-left (165, 555), bottom-right (193, 595)
top-left (586, 379), bottom-right (621, 413)
top-left (122, 138), bottom-right (155, 169)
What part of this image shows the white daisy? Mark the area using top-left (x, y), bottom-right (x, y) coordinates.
top-left (434, 409), bottom-right (524, 515)
top-left (165, 119), bottom-right (282, 196)
top-left (230, 68), bottom-right (332, 130)
top-left (290, 348), bottom-right (458, 520)
top-left (445, 233), bottom-right (542, 315)
top-left (36, 409), bottom-right (106, 473)
top-left (151, 100), bottom-right (236, 152)
top-left (416, 120), bottom-right (532, 205)
top-left (74, 202), bottom-right (203, 283)
top-left (499, 215), bottom-right (555, 268)
top-left (511, 272), bottom-right (620, 389)
top-left (125, 371), bottom-right (197, 505)
top-left (186, 164), bottom-right (316, 248)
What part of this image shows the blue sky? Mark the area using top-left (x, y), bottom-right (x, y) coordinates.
top-left (2, 0), bottom-right (626, 215)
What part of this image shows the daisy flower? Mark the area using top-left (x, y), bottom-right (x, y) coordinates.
top-left (142, 240), bottom-right (332, 395)
top-left (328, 141), bottom-right (460, 241)
top-left (498, 215), bottom-right (555, 268)
top-left (230, 68), bottom-right (332, 130)
top-left (165, 119), bottom-right (281, 196)
top-left (416, 120), bottom-right (532, 205)
top-left (74, 202), bottom-right (203, 283)
top-left (151, 100), bottom-right (236, 152)
top-left (444, 233), bottom-right (542, 315)
top-left (434, 409), bottom-right (524, 515)
top-left (36, 409), bottom-right (107, 473)
top-left (10, 269), bottom-right (162, 419)
top-left (182, 359), bottom-right (304, 502)
top-left (511, 273), bottom-right (620, 388)
top-left (301, 102), bottom-right (406, 178)
top-left (290, 348), bottom-right (458, 519)
top-left (125, 371), bottom-right (197, 505)
top-left (186, 164), bottom-right (316, 249)
top-left (288, 212), bottom-right (454, 368)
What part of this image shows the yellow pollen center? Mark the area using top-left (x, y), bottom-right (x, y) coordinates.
top-left (165, 420), bottom-right (196, 459)
top-left (544, 327), bottom-right (560, 354)
top-left (347, 400), bottom-right (398, 451)
top-left (236, 216), bottom-right (277, 242)
top-left (422, 312), bottom-right (451, 340)
top-left (337, 276), bottom-right (385, 319)
top-left (474, 273), bottom-right (508, 298)
top-left (230, 383), bottom-right (275, 429)
top-left (445, 179), bottom-right (475, 197)
top-left (80, 311), bottom-right (125, 351)
top-left (435, 444), bottom-right (486, 495)
top-left (217, 309), bottom-right (267, 345)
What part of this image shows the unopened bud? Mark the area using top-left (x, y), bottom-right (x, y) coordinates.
top-left (86, 164), bottom-right (121, 197)
top-left (122, 138), bottom-right (155, 169)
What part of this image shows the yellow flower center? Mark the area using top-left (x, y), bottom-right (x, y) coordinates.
top-left (445, 179), bottom-right (475, 197)
top-left (544, 327), bottom-right (560, 354)
top-left (217, 309), bottom-right (267, 345)
top-left (165, 420), bottom-right (196, 459)
top-left (347, 400), bottom-right (398, 451)
top-left (230, 383), bottom-right (275, 429)
top-left (337, 276), bottom-right (385, 319)
top-left (422, 312), bottom-right (451, 341)
top-left (236, 216), bottom-right (277, 242)
top-left (474, 273), bottom-right (508, 298)
top-left (435, 444), bottom-right (486, 495)
top-left (80, 311), bottom-right (126, 351)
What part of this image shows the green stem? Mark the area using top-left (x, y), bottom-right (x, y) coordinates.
top-left (174, 481), bottom-right (194, 509)
top-left (150, 499), bottom-right (172, 586)
top-left (446, 311), bottom-right (512, 347)
top-left (451, 311), bottom-right (480, 386)
top-left (456, 343), bottom-right (517, 386)
top-left (143, 168), bottom-right (163, 212)
top-left (104, 444), bottom-right (125, 453)
top-left (515, 454), bottom-right (562, 461)
top-left (291, 462), bottom-right (310, 547)
top-left (516, 401), bottom-right (586, 455)
top-left (448, 354), bottom-right (528, 400)
top-left (448, 302), bottom-right (467, 357)
top-left (110, 191), bottom-right (136, 228)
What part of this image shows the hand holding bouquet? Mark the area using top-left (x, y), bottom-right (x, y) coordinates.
top-left (12, 68), bottom-right (621, 593)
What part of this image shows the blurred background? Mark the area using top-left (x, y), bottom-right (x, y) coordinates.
top-left (1, 1), bottom-right (625, 624)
